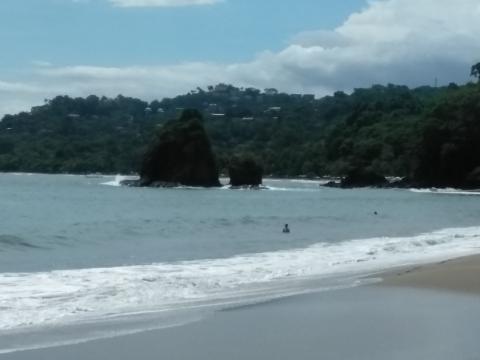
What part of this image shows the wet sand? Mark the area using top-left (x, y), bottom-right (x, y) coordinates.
top-left (2, 284), bottom-right (480, 360)
top-left (3, 255), bottom-right (480, 359)
top-left (379, 254), bottom-right (480, 294)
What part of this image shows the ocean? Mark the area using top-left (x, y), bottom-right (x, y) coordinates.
top-left (1, 173), bottom-right (480, 354)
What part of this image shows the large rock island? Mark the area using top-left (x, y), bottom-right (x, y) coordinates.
top-left (228, 156), bottom-right (263, 187)
top-left (133, 109), bottom-right (221, 187)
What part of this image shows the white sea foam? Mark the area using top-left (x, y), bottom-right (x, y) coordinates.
top-left (410, 188), bottom-right (480, 196)
top-left (101, 177), bottom-right (323, 191)
top-left (264, 186), bottom-right (319, 192)
top-left (265, 186), bottom-right (291, 191)
top-left (267, 179), bottom-right (321, 184)
top-left (267, 178), bottom-right (339, 186)
top-left (220, 184), bottom-right (317, 192)
top-left (1, 226), bottom-right (480, 338)
top-left (101, 175), bottom-right (137, 187)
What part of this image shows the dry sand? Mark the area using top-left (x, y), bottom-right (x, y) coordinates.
top-left (380, 254), bottom-right (480, 294)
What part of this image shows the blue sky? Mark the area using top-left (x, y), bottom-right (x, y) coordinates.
top-left (0, 0), bottom-right (366, 67)
top-left (0, 0), bottom-right (479, 115)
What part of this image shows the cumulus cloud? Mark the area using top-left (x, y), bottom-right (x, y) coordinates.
top-left (2, 0), bottom-right (480, 116)
top-left (285, 0), bottom-right (480, 89)
top-left (108, 0), bottom-right (222, 7)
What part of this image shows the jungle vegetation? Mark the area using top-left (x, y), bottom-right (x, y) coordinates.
top-left (0, 63), bottom-right (479, 187)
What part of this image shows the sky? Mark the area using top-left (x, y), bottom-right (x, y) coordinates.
top-left (0, 0), bottom-right (479, 116)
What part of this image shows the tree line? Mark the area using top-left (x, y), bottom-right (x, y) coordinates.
top-left (0, 64), bottom-right (479, 187)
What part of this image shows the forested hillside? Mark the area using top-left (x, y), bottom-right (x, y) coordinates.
top-left (0, 73), bottom-right (479, 185)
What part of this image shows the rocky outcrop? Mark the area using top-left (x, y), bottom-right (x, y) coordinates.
top-left (137, 109), bottom-right (220, 187)
top-left (340, 168), bottom-right (388, 188)
top-left (228, 156), bottom-right (263, 187)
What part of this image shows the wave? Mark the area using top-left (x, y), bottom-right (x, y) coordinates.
top-left (0, 235), bottom-right (43, 250)
top-left (410, 188), bottom-right (480, 196)
top-left (1, 226), bottom-right (480, 339)
top-left (264, 186), bottom-right (319, 192)
top-left (101, 175), bottom-right (137, 187)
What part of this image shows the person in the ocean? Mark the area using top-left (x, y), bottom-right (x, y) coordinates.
top-left (283, 224), bottom-right (290, 233)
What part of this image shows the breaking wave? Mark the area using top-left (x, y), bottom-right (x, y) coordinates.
top-left (1, 226), bottom-right (480, 340)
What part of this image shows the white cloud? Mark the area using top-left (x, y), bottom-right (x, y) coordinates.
top-left (0, 81), bottom-right (44, 94)
top-left (2, 0), bottom-right (480, 117)
top-left (0, 80), bottom-right (60, 117)
top-left (281, 0), bottom-right (480, 90)
top-left (108, 0), bottom-right (222, 7)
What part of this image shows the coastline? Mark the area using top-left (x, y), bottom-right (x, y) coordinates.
top-left (3, 282), bottom-right (480, 360)
top-left (2, 255), bottom-right (480, 358)
top-left (377, 254), bottom-right (480, 294)
top-left (4, 172), bottom-right (480, 193)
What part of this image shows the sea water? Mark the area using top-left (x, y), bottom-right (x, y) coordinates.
top-left (1, 173), bottom-right (480, 353)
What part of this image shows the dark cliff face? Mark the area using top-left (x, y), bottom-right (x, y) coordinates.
top-left (341, 168), bottom-right (388, 188)
top-left (228, 156), bottom-right (263, 186)
top-left (140, 110), bottom-right (220, 187)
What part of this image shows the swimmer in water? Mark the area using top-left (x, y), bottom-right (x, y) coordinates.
top-left (283, 224), bottom-right (290, 233)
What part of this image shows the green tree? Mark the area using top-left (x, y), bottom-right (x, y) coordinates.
top-left (471, 62), bottom-right (480, 81)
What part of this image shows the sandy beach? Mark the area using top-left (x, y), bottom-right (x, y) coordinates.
top-left (2, 286), bottom-right (480, 360)
top-left (2, 255), bottom-right (480, 360)
top-left (379, 254), bottom-right (480, 294)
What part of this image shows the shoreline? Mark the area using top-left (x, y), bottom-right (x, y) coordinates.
top-left (3, 172), bottom-right (480, 192)
top-left (1, 254), bottom-right (480, 358)
top-left (2, 282), bottom-right (480, 360)
top-left (376, 254), bottom-right (480, 294)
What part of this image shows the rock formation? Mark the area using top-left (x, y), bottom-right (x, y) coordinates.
top-left (228, 156), bottom-right (263, 187)
top-left (340, 168), bottom-right (388, 188)
top-left (138, 109), bottom-right (220, 187)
